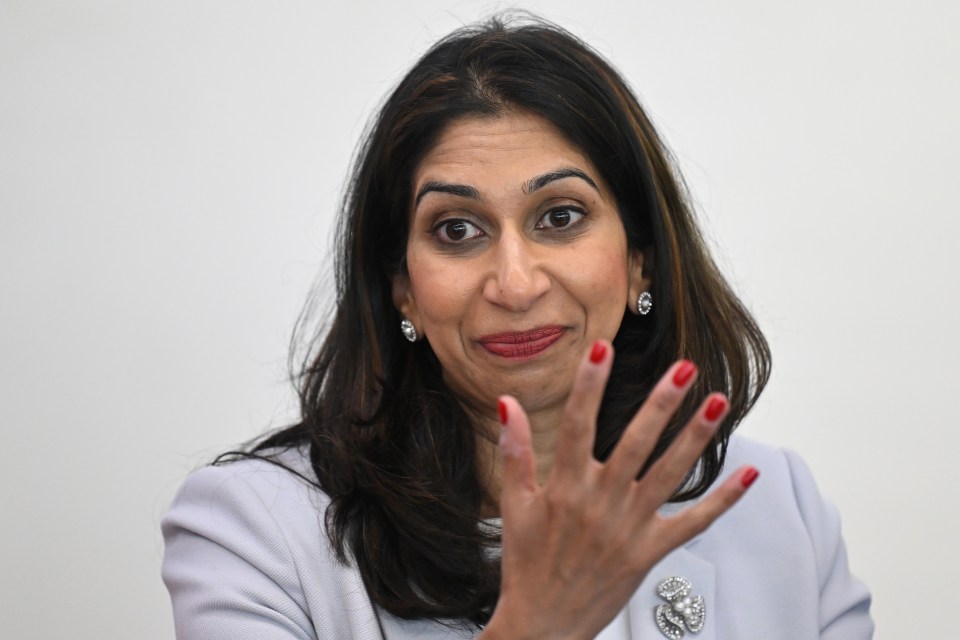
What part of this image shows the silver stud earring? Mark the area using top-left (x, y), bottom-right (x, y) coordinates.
top-left (637, 291), bottom-right (653, 315)
top-left (400, 318), bottom-right (418, 342)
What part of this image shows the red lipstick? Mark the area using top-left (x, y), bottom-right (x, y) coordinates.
top-left (477, 326), bottom-right (566, 359)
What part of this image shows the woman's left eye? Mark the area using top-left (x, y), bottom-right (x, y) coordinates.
top-left (536, 207), bottom-right (586, 230)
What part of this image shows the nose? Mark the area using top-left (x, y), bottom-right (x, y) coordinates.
top-left (481, 230), bottom-right (551, 312)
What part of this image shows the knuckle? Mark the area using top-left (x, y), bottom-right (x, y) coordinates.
top-left (718, 487), bottom-right (740, 511)
top-left (684, 498), bottom-right (729, 536)
top-left (616, 429), bottom-right (650, 458)
top-left (561, 408), bottom-right (591, 433)
top-left (544, 486), bottom-right (583, 514)
top-left (651, 476), bottom-right (682, 505)
top-left (692, 416), bottom-right (719, 440)
top-left (624, 544), bottom-right (654, 575)
top-left (604, 523), bottom-right (633, 552)
top-left (572, 365), bottom-right (604, 398)
top-left (651, 458), bottom-right (688, 491)
top-left (661, 514), bottom-right (702, 546)
top-left (575, 505), bottom-right (603, 528)
top-left (685, 512), bottom-right (712, 537)
top-left (649, 388), bottom-right (679, 416)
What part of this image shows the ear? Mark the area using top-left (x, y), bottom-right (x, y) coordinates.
top-left (391, 270), bottom-right (421, 330)
top-left (627, 247), bottom-right (653, 315)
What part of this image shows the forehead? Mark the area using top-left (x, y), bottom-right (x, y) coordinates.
top-left (413, 111), bottom-right (601, 188)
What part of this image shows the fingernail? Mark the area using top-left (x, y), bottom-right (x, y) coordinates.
top-left (672, 360), bottom-right (696, 387)
top-left (589, 341), bottom-right (607, 364)
top-left (741, 467), bottom-right (760, 489)
top-left (498, 399), bottom-right (508, 425)
top-left (704, 396), bottom-right (727, 421)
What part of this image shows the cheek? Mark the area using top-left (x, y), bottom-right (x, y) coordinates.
top-left (567, 247), bottom-right (631, 327)
top-left (407, 256), bottom-right (475, 327)
top-left (597, 272), bottom-right (630, 332)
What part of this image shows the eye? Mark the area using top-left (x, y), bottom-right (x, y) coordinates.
top-left (537, 207), bottom-right (586, 230)
top-left (434, 218), bottom-right (484, 243)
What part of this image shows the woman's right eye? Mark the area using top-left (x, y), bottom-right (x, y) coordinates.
top-left (434, 219), bottom-right (483, 243)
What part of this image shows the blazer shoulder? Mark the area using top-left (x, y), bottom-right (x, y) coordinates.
top-left (161, 447), bottom-right (383, 640)
top-left (718, 434), bottom-right (874, 638)
top-left (721, 435), bottom-right (838, 534)
top-left (723, 435), bottom-right (840, 524)
top-left (167, 446), bottom-right (330, 511)
top-left (724, 433), bottom-right (791, 468)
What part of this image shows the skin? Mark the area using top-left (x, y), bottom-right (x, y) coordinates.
top-left (393, 111), bottom-right (649, 490)
top-left (393, 111), bottom-right (756, 638)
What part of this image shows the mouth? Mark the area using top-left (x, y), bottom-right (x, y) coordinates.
top-left (476, 326), bottom-right (567, 359)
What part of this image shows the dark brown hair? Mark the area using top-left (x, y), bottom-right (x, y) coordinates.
top-left (236, 13), bottom-right (770, 628)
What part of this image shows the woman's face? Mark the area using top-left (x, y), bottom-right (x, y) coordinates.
top-left (393, 111), bottom-right (648, 417)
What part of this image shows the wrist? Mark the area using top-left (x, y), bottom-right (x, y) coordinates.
top-left (480, 605), bottom-right (590, 640)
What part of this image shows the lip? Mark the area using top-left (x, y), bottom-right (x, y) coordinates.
top-left (476, 326), bottom-right (567, 359)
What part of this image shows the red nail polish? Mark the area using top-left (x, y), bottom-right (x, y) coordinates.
top-left (498, 399), bottom-right (508, 425)
top-left (741, 467), bottom-right (759, 489)
top-left (589, 341), bottom-right (607, 364)
top-left (704, 396), bottom-right (727, 421)
top-left (672, 360), bottom-right (696, 387)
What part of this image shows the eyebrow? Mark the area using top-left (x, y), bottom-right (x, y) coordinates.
top-left (524, 167), bottom-right (599, 195)
top-left (413, 166), bottom-right (600, 207)
top-left (414, 181), bottom-right (481, 207)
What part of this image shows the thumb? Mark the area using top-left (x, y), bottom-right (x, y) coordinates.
top-left (498, 395), bottom-right (537, 508)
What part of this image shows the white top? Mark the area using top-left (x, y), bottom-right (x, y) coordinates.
top-left (161, 435), bottom-right (874, 639)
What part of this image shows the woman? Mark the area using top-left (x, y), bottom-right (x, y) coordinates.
top-left (162, 16), bottom-right (873, 639)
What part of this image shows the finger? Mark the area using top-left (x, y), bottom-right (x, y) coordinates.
top-left (498, 395), bottom-right (538, 511)
top-left (634, 393), bottom-right (729, 511)
top-left (551, 339), bottom-right (614, 478)
top-left (604, 360), bottom-right (698, 484)
top-left (652, 465), bottom-right (759, 552)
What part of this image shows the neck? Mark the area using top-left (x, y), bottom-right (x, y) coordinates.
top-left (475, 401), bottom-right (564, 518)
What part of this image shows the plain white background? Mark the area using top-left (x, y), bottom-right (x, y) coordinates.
top-left (1, 1), bottom-right (957, 637)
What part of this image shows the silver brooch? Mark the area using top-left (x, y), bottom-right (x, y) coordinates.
top-left (654, 576), bottom-right (705, 639)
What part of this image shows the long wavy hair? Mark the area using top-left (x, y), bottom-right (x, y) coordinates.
top-left (229, 14), bottom-right (770, 628)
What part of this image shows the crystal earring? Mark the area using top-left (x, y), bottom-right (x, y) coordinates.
top-left (637, 291), bottom-right (653, 315)
top-left (400, 318), bottom-right (418, 342)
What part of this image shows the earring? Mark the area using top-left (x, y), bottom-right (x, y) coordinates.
top-left (400, 318), bottom-right (418, 342)
top-left (637, 291), bottom-right (653, 316)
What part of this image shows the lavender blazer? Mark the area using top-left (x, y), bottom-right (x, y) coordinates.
top-left (161, 435), bottom-right (873, 639)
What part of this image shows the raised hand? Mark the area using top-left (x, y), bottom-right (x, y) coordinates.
top-left (481, 340), bottom-right (758, 640)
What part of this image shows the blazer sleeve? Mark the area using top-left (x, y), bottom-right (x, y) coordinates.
top-left (161, 464), bottom-right (318, 640)
top-left (784, 450), bottom-right (875, 639)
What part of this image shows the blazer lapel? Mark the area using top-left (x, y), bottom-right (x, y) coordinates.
top-left (628, 546), bottom-right (717, 640)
